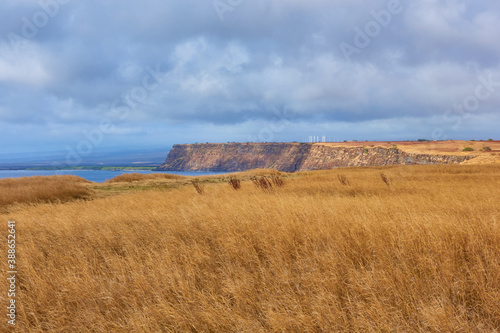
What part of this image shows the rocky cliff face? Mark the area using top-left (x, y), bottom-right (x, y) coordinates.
top-left (157, 143), bottom-right (475, 172)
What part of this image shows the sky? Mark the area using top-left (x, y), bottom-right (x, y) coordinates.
top-left (1, 0), bottom-right (499, 164)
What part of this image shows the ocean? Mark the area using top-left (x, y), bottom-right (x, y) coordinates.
top-left (0, 170), bottom-right (226, 183)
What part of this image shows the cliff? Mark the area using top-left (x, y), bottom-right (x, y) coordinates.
top-left (157, 143), bottom-right (476, 172)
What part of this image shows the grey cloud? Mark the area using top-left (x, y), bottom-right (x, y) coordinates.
top-left (1, 0), bottom-right (499, 156)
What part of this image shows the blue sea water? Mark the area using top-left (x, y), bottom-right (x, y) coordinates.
top-left (0, 170), bottom-right (226, 183)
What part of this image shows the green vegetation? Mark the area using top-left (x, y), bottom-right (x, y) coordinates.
top-left (462, 147), bottom-right (474, 152)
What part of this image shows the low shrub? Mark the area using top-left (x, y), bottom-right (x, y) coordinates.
top-left (252, 177), bottom-right (273, 191)
top-left (228, 176), bottom-right (241, 190)
top-left (271, 174), bottom-right (285, 187)
top-left (191, 179), bottom-right (205, 194)
top-left (337, 174), bottom-right (350, 186)
top-left (380, 172), bottom-right (391, 187)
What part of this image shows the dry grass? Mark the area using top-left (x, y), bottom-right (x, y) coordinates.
top-left (320, 140), bottom-right (500, 164)
top-left (251, 176), bottom-right (274, 191)
top-left (251, 174), bottom-right (286, 192)
top-left (380, 172), bottom-right (391, 187)
top-left (191, 179), bottom-right (205, 194)
top-left (270, 174), bottom-right (285, 187)
top-left (1, 164), bottom-right (500, 332)
top-left (105, 172), bottom-right (185, 183)
top-left (337, 174), bottom-right (350, 186)
top-left (0, 176), bottom-right (91, 209)
top-left (228, 176), bottom-right (241, 190)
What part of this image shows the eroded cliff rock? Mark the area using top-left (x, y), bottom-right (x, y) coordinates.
top-left (157, 143), bottom-right (475, 172)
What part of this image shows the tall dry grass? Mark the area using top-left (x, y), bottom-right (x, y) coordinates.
top-left (1, 164), bottom-right (499, 332)
top-left (191, 179), bottom-right (205, 194)
top-left (105, 173), bottom-right (185, 183)
top-left (0, 175), bottom-right (91, 209)
top-left (228, 176), bottom-right (242, 190)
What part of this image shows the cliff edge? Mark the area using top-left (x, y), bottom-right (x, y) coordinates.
top-left (157, 142), bottom-right (477, 172)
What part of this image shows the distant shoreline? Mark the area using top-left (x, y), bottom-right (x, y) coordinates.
top-left (0, 166), bottom-right (160, 171)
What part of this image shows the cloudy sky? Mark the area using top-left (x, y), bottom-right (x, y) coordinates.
top-left (1, 0), bottom-right (499, 164)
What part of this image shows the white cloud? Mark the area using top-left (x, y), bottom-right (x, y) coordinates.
top-left (0, 44), bottom-right (51, 86)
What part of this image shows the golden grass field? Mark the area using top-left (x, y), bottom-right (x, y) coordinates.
top-left (0, 176), bottom-right (91, 210)
top-left (1, 164), bottom-right (499, 332)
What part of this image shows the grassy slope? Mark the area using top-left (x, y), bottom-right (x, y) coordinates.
top-left (1, 165), bottom-right (499, 332)
top-left (0, 176), bottom-right (91, 209)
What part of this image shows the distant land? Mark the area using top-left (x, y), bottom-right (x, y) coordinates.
top-left (26, 166), bottom-right (158, 171)
top-left (2, 140), bottom-right (498, 172)
top-left (0, 148), bottom-right (167, 170)
top-left (157, 140), bottom-right (500, 173)
top-left (0, 165), bottom-right (160, 171)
